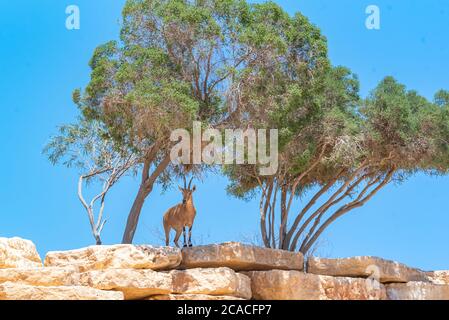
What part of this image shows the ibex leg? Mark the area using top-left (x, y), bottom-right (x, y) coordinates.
top-left (163, 223), bottom-right (170, 246)
top-left (182, 227), bottom-right (187, 248)
top-left (174, 229), bottom-right (182, 248)
top-left (188, 225), bottom-right (193, 247)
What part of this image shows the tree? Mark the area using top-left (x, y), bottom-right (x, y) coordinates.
top-left (72, 0), bottom-right (329, 244)
top-left (226, 69), bottom-right (449, 254)
top-left (48, 0), bottom-right (449, 250)
top-left (45, 120), bottom-right (138, 244)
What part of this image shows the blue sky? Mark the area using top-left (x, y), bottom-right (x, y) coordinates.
top-left (0, 0), bottom-right (448, 270)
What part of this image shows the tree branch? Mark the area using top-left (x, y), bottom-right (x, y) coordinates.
top-left (285, 169), bottom-right (345, 250)
top-left (300, 168), bottom-right (395, 254)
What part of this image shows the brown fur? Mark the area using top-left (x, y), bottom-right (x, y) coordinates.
top-left (163, 178), bottom-right (196, 248)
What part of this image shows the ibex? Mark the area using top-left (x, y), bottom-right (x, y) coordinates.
top-left (163, 177), bottom-right (197, 248)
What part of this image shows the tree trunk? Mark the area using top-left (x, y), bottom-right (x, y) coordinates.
top-left (299, 169), bottom-right (394, 254)
top-left (121, 185), bottom-right (150, 244)
top-left (121, 152), bottom-right (172, 244)
top-left (279, 185), bottom-right (288, 249)
top-left (260, 180), bottom-right (273, 248)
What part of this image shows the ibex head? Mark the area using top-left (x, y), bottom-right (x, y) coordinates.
top-left (179, 176), bottom-right (196, 204)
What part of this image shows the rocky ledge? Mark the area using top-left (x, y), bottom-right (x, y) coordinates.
top-left (0, 238), bottom-right (447, 300)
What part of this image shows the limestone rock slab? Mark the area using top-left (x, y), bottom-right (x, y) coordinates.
top-left (0, 282), bottom-right (123, 300)
top-left (386, 282), bottom-right (449, 300)
top-left (427, 271), bottom-right (449, 285)
top-left (307, 256), bottom-right (427, 283)
top-left (245, 270), bottom-right (386, 300)
top-left (0, 266), bottom-right (79, 286)
top-left (0, 238), bottom-right (42, 268)
top-left (78, 267), bottom-right (251, 300)
top-left (78, 268), bottom-right (172, 300)
top-left (171, 267), bottom-right (251, 299)
top-left (44, 244), bottom-right (181, 272)
top-left (181, 242), bottom-right (303, 271)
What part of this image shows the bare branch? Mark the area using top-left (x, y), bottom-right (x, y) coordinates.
top-left (300, 168), bottom-right (395, 254)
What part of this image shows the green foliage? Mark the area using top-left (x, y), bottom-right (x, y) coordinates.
top-left (44, 120), bottom-right (134, 176)
top-left (435, 90), bottom-right (449, 107)
top-left (227, 69), bottom-right (449, 199)
top-left (46, 0), bottom-right (449, 249)
top-left (68, 0), bottom-right (332, 178)
top-left (361, 77), bottom-right (449, 174)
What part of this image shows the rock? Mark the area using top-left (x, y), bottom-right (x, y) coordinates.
top-left (386, 282), bottom-right (449, 300)
top-left (0, 238), bottom-right (42, 268)
top-left (171, 267), bottom-right (251, 299)
top-left (44, 244), bottom-right (181, 272)
top-left (78, 268), bottom-right (173, 300)
top-left (319, 275), bottom-right (386, 300)
top-left (427, 271), bottom-right (449, 285)
top-left (307, 256), bottom-right (427, 283)
top-left (0, 266), bottom-right (79, 286)
top-left (245, 270), bottom-right (386, 300)
top-left (78, 267), bottom-right (251, 300)
top-left (147, 294), bottom-right (244, 300)
top-left (0, 282), bottom-right (123, 300)
top-left (181, 242), bottom-right (303, 271)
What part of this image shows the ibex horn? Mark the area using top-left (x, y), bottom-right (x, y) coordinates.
top-left (188, 177), bottom-right (193, 189)
top-left (183, 176), bottom-right (187, 189)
